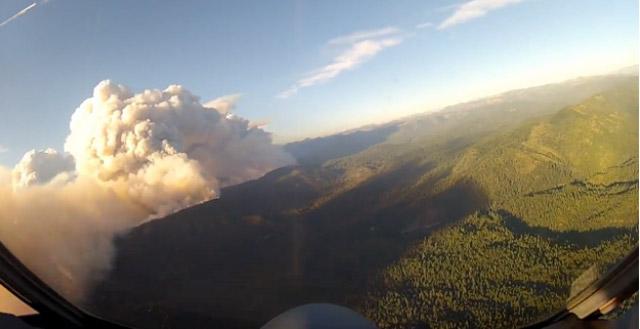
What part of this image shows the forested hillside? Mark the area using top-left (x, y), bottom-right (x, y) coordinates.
top-left (360, 212), bottom-right (636, 329)
top-left (361, 81), bottom-right (639, 328)
top-left (90, 75), bottom-right (638, 329)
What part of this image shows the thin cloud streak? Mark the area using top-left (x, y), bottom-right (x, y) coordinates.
top-left (0, 145), bottom-right (8, 153)
top-left (327, 26), bottom-right (402, 45)
top-left (416, 22), bottom-right (434, 29)
top-left (438, 0), bottom-right (523, 30)
top-left (279, 28), bottom-right (405, 98)
top-left (0, 2), bottom-right (38, 28)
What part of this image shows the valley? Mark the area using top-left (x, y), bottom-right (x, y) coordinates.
top-left (89, 74), bottom-right (638, 329)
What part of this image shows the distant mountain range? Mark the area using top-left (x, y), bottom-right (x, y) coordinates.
top-left (611, 64), bottom-right (639, 75)
top-left (89, 73), bottom-right (638, 329)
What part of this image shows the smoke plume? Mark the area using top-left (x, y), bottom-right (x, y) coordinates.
top-left (12, 148), bottom-right (74, 189)
top-left (0, 80), bottom-right (293, 303)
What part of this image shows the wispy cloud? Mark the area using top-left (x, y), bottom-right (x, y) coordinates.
top-left (0, 3), bottom-right (37, 28)
top-left (278, 27), bottom-right (405, 98)
top-left (0, 0), bottom-right (50, 29)
top-left (0, 145), bottom-right (8, 153)
top-left (327, 26), bottom-right (402, 46)
top-left (415, 22), bottom-right (434, 29)
top-left (438, 0), bottom-right (523, 30)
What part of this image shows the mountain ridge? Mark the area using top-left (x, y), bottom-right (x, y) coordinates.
top-left (89, 74), bottom-right (638, 329)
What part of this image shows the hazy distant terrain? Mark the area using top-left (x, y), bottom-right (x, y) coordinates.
top-left (90, 74), bottom-right (638, 329)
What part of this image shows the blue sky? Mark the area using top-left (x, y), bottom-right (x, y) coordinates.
top-left (0, 0), bottom-right (637, 166)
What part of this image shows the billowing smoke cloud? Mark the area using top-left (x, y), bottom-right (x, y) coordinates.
top-left (0, 80), bottom-right (294, 303)
top-left (12, 148), bottom-right (74, 188)
top-left (65, 81), bottom-right (292, 215)
top-left (0, 168), bottom-right (147, 301)
top-left (204, 93), bottom-right (242, 114)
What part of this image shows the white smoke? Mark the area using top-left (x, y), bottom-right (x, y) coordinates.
top-left (0, 80), bottom-right (294, 303)
top-left (0, 168), bottom-right (147, 301)
top-left (12, 148), bottom-right (74, 189)
top-left (204, 93), bottom-right (242, 114)
top-left (65, 81), bottom-right (293, 215)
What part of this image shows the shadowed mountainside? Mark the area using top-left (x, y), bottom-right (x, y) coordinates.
top-left (284, 123), bottom-right (400, 165)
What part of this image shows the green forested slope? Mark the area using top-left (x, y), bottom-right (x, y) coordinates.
top-left (451, 81), bottom-right (638, 230)
top-left (360, 213), bottom-right (636, 329)
top-left (360, 82), bottom-right (638, 328)
top-left (91, 76), bottom-right (638, 329)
